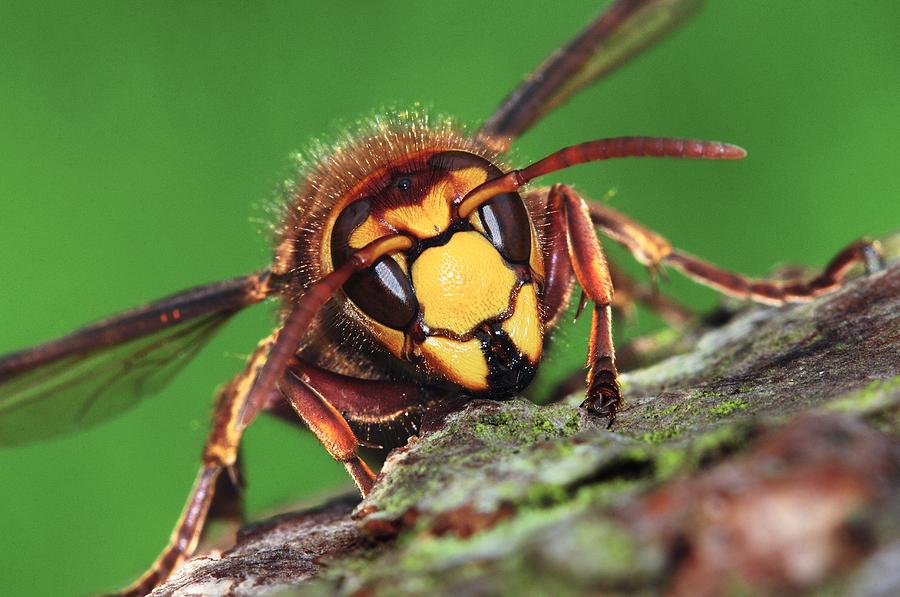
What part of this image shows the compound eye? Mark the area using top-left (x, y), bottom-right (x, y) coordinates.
top-left (331, 198), bottom-right (418, 330)
top-left (478, 192), bottom-right (531, 264)
top-left (343, 258), bottom-right (418, 330)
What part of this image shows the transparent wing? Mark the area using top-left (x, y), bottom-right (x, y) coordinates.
top-left (0, 272), bottom-right (271, 446)
top-left (477, 0), bottom-right (702, 151)
top-left (0, 314), bottom-right (232, 445)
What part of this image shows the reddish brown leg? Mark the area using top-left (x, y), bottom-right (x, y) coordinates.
top-left (108, 334), bottom-right (275, 597)
top-left (278, 363), bottom-right (376, 495)
top-left (537, 187), bottom-right (576, 328)
top-left (588, 201), bottom-right (883, 305)
top-left (535, 198), bottom-right (691, 330)
top-left (280, 358), bottom-right (429, 441)
top-left (665, 241), bottom-right (882, 304)
top-left (276, 357), bottom-right (432, 495)
top-left (586, 303), bottom-right (621, 421)
top-left (544, 184), bottom-right (622, 423)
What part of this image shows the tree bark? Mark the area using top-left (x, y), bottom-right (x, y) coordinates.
top-left (152, 243), bottom-right (900, 597)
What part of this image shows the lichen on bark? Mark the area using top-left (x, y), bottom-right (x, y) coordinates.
top-left (151, 247), bottom-right (900, 597)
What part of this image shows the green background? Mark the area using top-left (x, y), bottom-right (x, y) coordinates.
top-left (1, 1), bottom-right (898, 595)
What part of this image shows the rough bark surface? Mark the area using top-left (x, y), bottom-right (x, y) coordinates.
top-left (151, 246), bottom-right (900, 597)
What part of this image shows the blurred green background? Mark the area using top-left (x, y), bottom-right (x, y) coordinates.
top-left (1, 1), bottom-right (898, 595)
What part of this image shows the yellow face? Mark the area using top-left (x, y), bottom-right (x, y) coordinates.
top-left (328, 150), bottom-right (544, 395)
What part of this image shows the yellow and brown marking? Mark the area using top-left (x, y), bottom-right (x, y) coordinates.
top-left (341, 153), bottom-right (493, 251)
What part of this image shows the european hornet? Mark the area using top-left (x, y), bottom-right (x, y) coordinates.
top-left (0, 1), bottom-right (882, 594)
